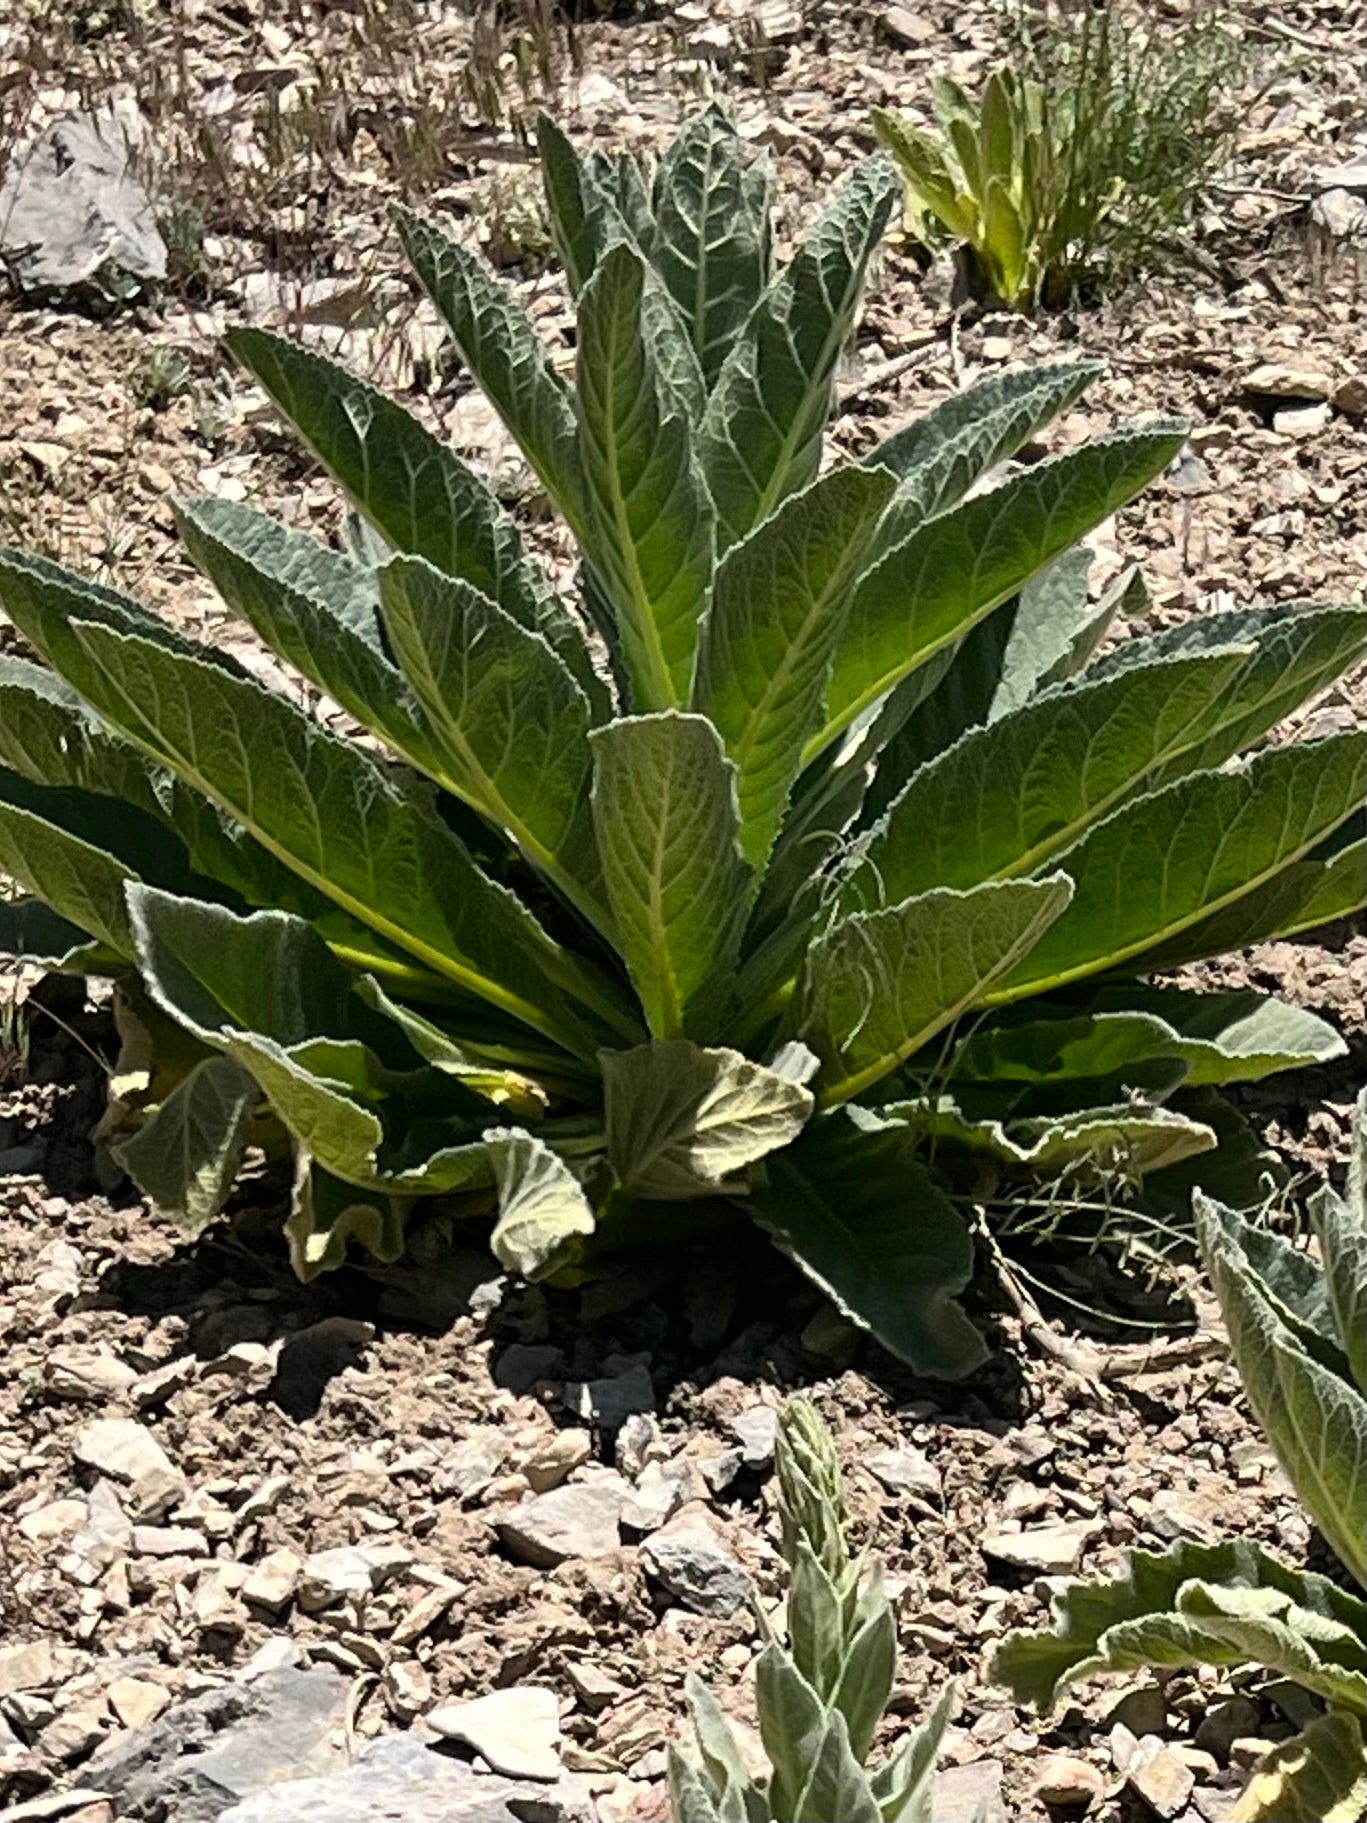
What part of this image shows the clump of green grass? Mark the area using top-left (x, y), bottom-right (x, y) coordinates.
top-left (876, 0), bottom-right (1250, 308)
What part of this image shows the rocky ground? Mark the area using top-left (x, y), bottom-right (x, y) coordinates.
top-left (0, 1), bottom-right (1363, 1820)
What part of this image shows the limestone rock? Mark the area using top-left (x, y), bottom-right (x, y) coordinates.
top-left (243, 1549), bottom-right (304, 1614)
top-left (981, 1521), bottom-right (1100, 1575)
top-left (730, 1406), bottom-right (780, 1470)
top-left (85, 1665), bottom-right (350, 1823)
top-left (427, 1685), bottom-right (561, 1780)
top-left (642, 1508), bottom-right (749, 1616)
top-left (497, 1480), bottom-right (628, 1567)
top-left (214, 1731), bottom-right (596, 1822)
top-left (72, 1419), bottom-right (179, 1488)
top-left (1034, 1752), bottom-right (1106, 1809)
top-left (1127, 1741), bottom-right (1196, 1819)
top-left (865, 1444), bottom-right (942, 1500)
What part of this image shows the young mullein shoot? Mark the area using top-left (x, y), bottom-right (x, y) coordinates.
top-left (667, 1398), bottom-right (955, 1823)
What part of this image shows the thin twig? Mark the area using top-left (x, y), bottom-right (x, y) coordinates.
top-left (1211, 182), bottom-right (1311, 206)
top-left (976, 1214), bottom-right (1114, 1397)
top-left (1246, 17), bottom-right (1339, 56)
top-left (838, 334), bottom-right (943, 410)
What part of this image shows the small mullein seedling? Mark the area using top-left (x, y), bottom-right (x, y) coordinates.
top-left (668, 1398), bottom-right (957, 1823)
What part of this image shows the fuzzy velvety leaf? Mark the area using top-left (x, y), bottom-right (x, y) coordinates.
top-left (950, 990), bottom-right (1346, 1094)
top-left (575, 242), bottom-right (716, 710)
top-left (794, 1708), bottom-right (885, 1823)
top-left (0, 768), bottom-right (196, 959)
top-left (868, 1686), bottom-right (956, 1823)
top-left (799, 876), bottom-right (1072, 1108)
top-left (992, 1536), bottom-right (1367, 1712)
top-left (666, 1747), bottom-right (724, 1823)
top-left (177, 491), bottom-right (383, 645)
top-left (844, 650), bottom-right (1248, 905)
top-left (287, 1154), bottom-right (409, 1281)
top-left (485, 1126), bottom-right (597, 1278)
top-left (987, 735), bottom-right (1366, 1005)
top-left (1089, 601), bottom-right (1366, 779)
top-left (125, 887), bottom-right (465, 1190)
top-left (866, 361), bottom-right (1102, 543)
top-left (0, 653), bottom-right (166, 814)
top-left (867, 361), bottom-right (1098, 483)
top-left (819, 426), bottom-right (1184, 758)
top-left (701, 157), bottom-right (898, 550)
top-left (1313, 1097), bottom-right (1367, 1394)
top-left (833, 1589), bottom-right (897, 1763)
top-left (1198, 1192), bottom-right (1367, 1586)
top-left (394, 208), bottom-right (587, 535)
top-left (223, 327), bottom-right (598, 699)
top-left (694, 466), bottom-right (896, 872)
top-left (536, 112), bottom-right (608, 294)
top-left (42, 609), bottom-right (612, 1055)
top-left (884, 1098), bottom-right (1216, 1182)
top-left (1231, 1712), bottom-right (1367, 1823)
top-left (1131, 832), bottom-right (1367, 970)
top-left (377, 556), bottom-right (608, 928)
top-left (590, 713), bottom-right (751, 1040)
top-left (748, 1108), bottom-right (986, 1377)
top-left (114, 1056), bottom-right (258, 1237)
top-left (754, 1647), bottom-right (834, 1822)
top-left (175, 497), bottom-right (438, 767)
top-left (651, 102), bottom-right (770, 386)
top-left (602, 1039), bottom-right (812, 1199)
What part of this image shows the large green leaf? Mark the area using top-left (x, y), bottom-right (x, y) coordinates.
top-left (865, 361), bottom-right (1099, 484)
top-left (1198, 1192), bottom-right (1367, 1587)
top-left (865, 361), bottom-right (1103, 545)
top-left (987, 734), bottom-right (1366, 1004)
top-left (590, 713), bottom-right (752, 1040)
top-left (1232, 1712), bottom-right (1367, 1823)
top-left (993, 1536), bottom-right (1367, 1711)
top-left (1313, 1098), bottom-right (1367, 1395)
top-left (126, 886), bottom-right (498, 1195)
top-left (950, 989), bottom-right (1346, 1097)
top-left (693, 465), bottom-right (896, 872)
top-left (484, 1127), bottom-right (597, 1278)
top-left (885, 1097), bottom-right (1217, 1182)
top-left (817, 426), bottom-right (1185, 758)
top-left (843, 650), bottom-right (1249, 905)
top-left (0, 769), bottom-right (194, 959)
top-left (798, 875), bottom-right (1073, 1107)
top-left (287, 1154), bottom-right (409, 1280)
top-left (224, 327), bottom-right (600, 700)
top-left (13, 588), bottom-right (616, 1055)
top-left (394, 208), bottom-right (587, 536)
top-left (175, 497), bottom-right (438, 767)
top-left (601, 1040), bottom-right (813, 1199)
top-left (114, 1055), bottom-right (259, 1238)
top-left (701, 157), bottom-right (898, 550)
top-left (1089, 601), bottom-right (1366, 780)
top-left (0, 654), bottom-right (166, 814)
top-left (575, 242), bottom-right (716, 710)
top-left (1131, 832), bottom-right (1367, 970)
top-left (536, 112), bottom-right (609, 295)
top-left (376, 555), bottom-right (608, 928)
top-left (747, 1107), bottom-right (987, 1377)
top-left (651, 102), bottom-right (770, 386)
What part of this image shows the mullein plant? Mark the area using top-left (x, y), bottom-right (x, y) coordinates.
top-left (668, 1398), bottom-right (960, 1823)
top-left (0, 103), bottom-right (1360, 1372)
